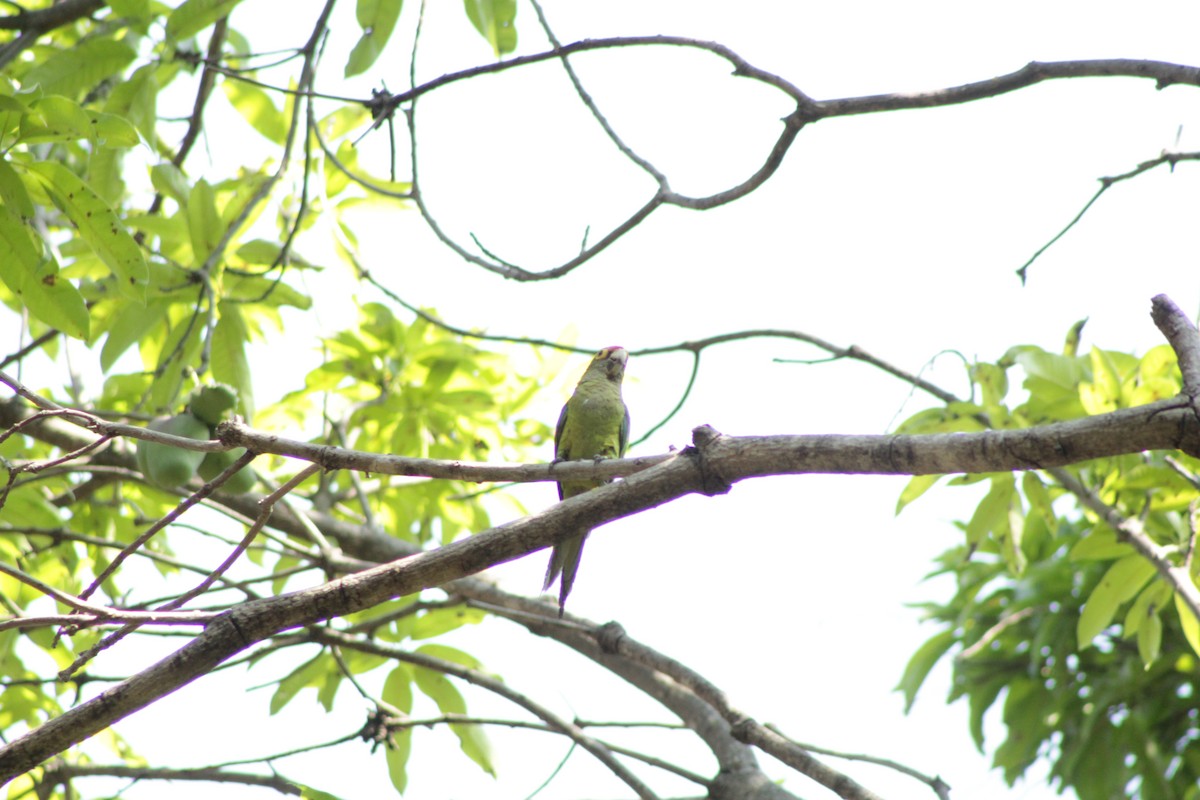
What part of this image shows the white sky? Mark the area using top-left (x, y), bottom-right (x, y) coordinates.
top-left (18, 1), bottom-right (1200, 799)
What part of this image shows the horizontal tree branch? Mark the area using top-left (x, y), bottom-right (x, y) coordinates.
top-left (0, 0), bottom-right (104, 31)
top-left (3, 394), bottom-right (1200, 776)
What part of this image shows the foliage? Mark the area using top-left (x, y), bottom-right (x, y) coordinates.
top-left (0, 1), bottom-right (532, 795)
top-left (1, 1), bottom-right (1198, 799)
top-left (899, 332), bottom-right (1200, 800)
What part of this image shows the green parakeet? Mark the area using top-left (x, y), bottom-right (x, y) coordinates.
top-left (544, 346), bottom-right (630, 615)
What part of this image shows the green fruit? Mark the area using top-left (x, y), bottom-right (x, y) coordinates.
top-left (198, 447), bottom-right (257, 494)
top-left (188, 384), bottom-right (239, 426)
top-left (137, 413), bottom-right (210, 489)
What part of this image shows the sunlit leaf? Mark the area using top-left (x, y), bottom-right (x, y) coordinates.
top-left (345, 0), bottom-right (404, 78)
top-left (463, 0), bottom-right (516, 57)
top-left (268, 655), bottom-right (326, 715)
top-left (223, 78), bottom-right (288, 144)
top-left (186, 179), bottom-right (221, 264)
top-left (895, 628), bottom-right (955, 712)
top-left (0, 198), bottom-right (88, 338)
top-left (1077, 555), bottom-right (1156, 648)
top-left (26, 161), bottom-right (148, 301)
top-left (1175, 593), bottom-right (1200, 658)
top-left (20, 95), bottom-right (139, 147)
top-left (212, 301), bottom-right (255, 420)
top-left (166, 0), bottom-right (244, 41)
top-left (21, 39), bottom-right (136, 98)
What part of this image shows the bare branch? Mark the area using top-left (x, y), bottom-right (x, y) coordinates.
top-left (310, 628), bottom-right (661, 800)
top-left (1018, 151), bottom-right (1200, 282)
top-left (1051, 467), bottom-right (1200, 622)
top-left (38, 762), bottom-right (303, 795)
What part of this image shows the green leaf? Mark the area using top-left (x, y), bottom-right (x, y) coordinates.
top-left (19, 251), bottom-right (88, 339)
top-left (317, 669), bottom-right (341, 711)
top-left (0, 485), bottom-right (62, 528)
top-left (966, 678), bottom-right (1007, 751)
top-left (1137, 611), bottom-right (1162, 667)
top-left (381, 665), bottom-right (413, 793)
top-left (1076, 555), bottom-right (1156, 648)
top-left (1064, 713), bottom-right (1122, 800)
top-left (413, 665), bottom-right (466, 714)
top-left (895, 628), bottom-right (955, 712)
top-left (1016, 348), bottom-right (1088, 390)
top-left (1001, 497), bottom-right (1026, 576)
top-left (1175, 592), bottom-right (1200, 658)
top-left (463, 0), bottom-right (517, 57)
top-left (412, 656), bottom-right (494, 777)
top-left (411, 606), bottom-right (486, 640)
top-left (451, 720), bottom-right (495, 777)
top-left (0, 197), bottom-right (89, 339)
top-left (88, 146), bottom-right (124, 206)
top-left (222, 78), bottom-right (287, 144)
top-left (1068, 527), bottom-right (1134, 561)
top-left (26, 161), bottom-right (148, 301)
top-left (1124, 578), bottom-right (1171, 637)
top-left (186, 179), bottom-right (221, 264)
top-left (211, 301), bottom-right (255, 420)
top-left (993, 678), bottom-right (1052, 781)
top-left (382, 664), bottom-right (414, 713)
top-left (1021, 471), bottom-right (1054, 524)
top-left (101, 300), bottom-right (167, 372)
top-left (21, 39), bottom-right (137, 98)
top-left (0, 200), bottom-right (39, 280)
top-left (0, 93), bottom-right (31, 151)
top-left (414, 643), bottom-right (484, 670)
top-left (1079, 346), bottom-right (1121, 414)
top-left (20, 95), bottom-right (139, 148)
top-left (110, 0), bottom-right (155, 24)
top-left (104, 64), bottom-right (158, 144)
top-left (297, 786), bottom-right (346, 800)
top-left (971, 361), bottom-right (1009, 410)
top-left (269, 655), bottom-right (326, 715)
top-left (148, 309), bottom-right (206, 411)
top-left (964, 474), bottom-right (1014, 548)
top-left (0, 155), bottom-right (34, 218)
top-left (317, 104), bottom-right (371, 141)
top-left (385, 729), bottom-right (413, 794)
top-left (166, 0), bottom-right (244, 41)
top-left (1062, 317), bottom-right (1087, 356)
top-left (345, 0), bottom-right (404, 78)
top-left (896, 474), bottom-right (943, 514)
top-left (150, 163), bottom-right (191, 206)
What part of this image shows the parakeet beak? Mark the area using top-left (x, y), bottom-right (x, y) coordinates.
top-left (604, 347), bottom-right (627, 378)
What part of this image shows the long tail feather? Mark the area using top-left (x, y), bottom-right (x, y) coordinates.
top-left (544, 533), bottom-right (588, 616)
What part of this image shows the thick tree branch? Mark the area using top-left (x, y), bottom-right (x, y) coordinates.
top-left (9, 390), bottom-right (1195, 488)
top-left (0, 0), bottom-right (104, 31)
top-left (0, 0), bottom-right (105, 71)
top-left (5, 295), bottom-right (1200, 781)
top-left (5, 394), bottom-right (1200, 776)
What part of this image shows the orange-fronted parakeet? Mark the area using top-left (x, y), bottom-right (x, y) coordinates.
top-left (543, 346), bottom-right (630, 614)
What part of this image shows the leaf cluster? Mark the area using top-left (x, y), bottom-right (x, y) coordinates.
top-left (898, 333), bottom-right (1200, 800)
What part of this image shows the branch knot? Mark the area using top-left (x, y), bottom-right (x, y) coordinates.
top-left (596, 621), bottom-right (626, 653)
top-left (689, 424), bottom-right (732, 496)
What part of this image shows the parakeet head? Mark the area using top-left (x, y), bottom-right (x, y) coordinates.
top-left (593, 346), bottom-right (627, 383)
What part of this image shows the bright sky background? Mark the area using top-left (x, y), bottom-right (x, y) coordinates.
top-left (22, 1), bottom-right (1200, 799)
